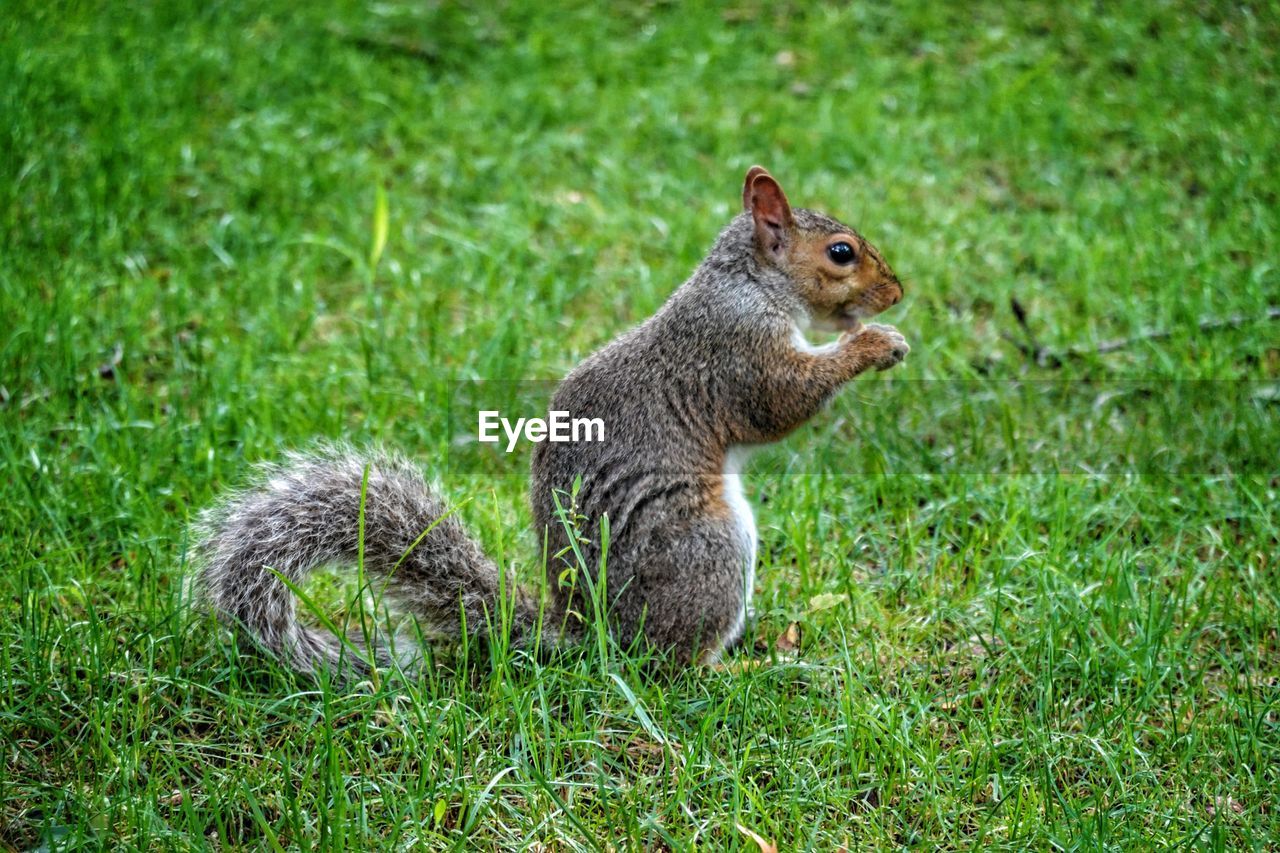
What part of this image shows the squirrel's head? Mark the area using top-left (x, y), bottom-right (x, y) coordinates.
top-left (744, 166), bottom-right (903, 333)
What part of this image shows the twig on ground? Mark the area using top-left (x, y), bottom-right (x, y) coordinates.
top-left (1002, 302), bottom-right (1280, 367)
top-left (326, 23), bottom-right (442, 66)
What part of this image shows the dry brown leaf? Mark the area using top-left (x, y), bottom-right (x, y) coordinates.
top-left (735, 822), bottom-right (778, 853)
top-left (807, 592), bottom-right (848, 612)
top-left (775, 622), bottom-right (801, 653)
top-left (625, 739), bottom-right (674, 761)
top-left (1206, 795), bottom-right (1245, 817)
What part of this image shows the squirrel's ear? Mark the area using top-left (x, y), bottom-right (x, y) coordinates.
top-left (744, 167), bottom-right (794, 258)
top-left (742, 166), bottom-right (774, 211)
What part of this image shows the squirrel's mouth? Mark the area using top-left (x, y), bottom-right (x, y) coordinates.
top-left (812, 309), bottom-right (864, 336)
top-left (809, 305), bottom-right (867, 336)
top-left (832, 283), bottom-right (902, 331)
top-left (834, 313), bottom-right (864, 334)
top-left (833, 303), bottom-right (875, 333)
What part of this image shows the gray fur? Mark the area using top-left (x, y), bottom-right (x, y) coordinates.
top-left (532, 210), bottom-right (906, 663)
top-left (193, 168), bottom-right (908, 677)
top-left (195, 444), bottom-right (543, 677)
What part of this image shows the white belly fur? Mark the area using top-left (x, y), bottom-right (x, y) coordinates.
top-left (722, 445), bottom-right (758, 648)
top-left (790, 322), bottom-right (842, 356)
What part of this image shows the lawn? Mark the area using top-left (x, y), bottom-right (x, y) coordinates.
top-left (2, 1), bottom-right (1277, 848)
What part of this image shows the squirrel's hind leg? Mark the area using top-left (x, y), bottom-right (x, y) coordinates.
top-left (617, 522), bottom-right (751, 665)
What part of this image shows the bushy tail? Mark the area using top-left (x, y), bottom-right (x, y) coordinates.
top-left (193, 446), bottom-right (545, 678)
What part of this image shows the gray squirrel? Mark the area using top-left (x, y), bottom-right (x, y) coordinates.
top-left (194, 166), bottom-right (908, 677)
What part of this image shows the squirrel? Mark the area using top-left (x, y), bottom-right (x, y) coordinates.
top-left (194, 166), bottom-right (908, 678)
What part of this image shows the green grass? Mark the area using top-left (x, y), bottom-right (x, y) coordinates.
top-left (3, 0), bottom-right (1278, 848)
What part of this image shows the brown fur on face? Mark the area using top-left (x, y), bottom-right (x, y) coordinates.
top-left (744, 168), bottom-right (903, 332)
top-left (789, 220), bottom-right (903, 332)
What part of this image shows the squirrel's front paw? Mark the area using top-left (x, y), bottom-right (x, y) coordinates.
top-left (852, 323), bottom-right (910, 371)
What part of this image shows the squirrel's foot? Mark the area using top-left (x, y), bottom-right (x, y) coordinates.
top-left (849, 322), bottom-right (909, 371)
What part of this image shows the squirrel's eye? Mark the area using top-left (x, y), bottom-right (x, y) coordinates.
top-left (827, 242), bottom-right (857, 265)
